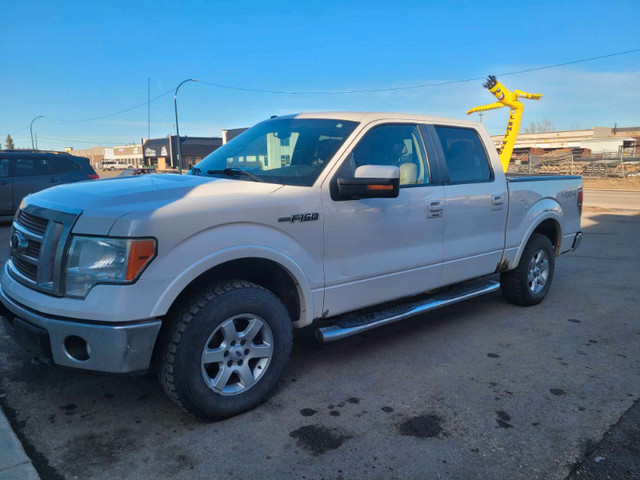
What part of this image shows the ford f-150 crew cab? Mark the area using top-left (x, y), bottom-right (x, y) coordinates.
top-left (0, 112), bottom-right (583, 420)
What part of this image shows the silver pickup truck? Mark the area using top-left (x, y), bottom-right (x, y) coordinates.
top-left (0, 112), bottom-right (583, 420)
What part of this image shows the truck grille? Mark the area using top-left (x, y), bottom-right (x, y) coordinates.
top-left (26, 240), bottom-right (41, 259)
top-left (12, 257), bottom-right (37, 281)
top-left (17, 210), bottom-right (49, 236)
top-left (8, 205), bottom-right (78, 295)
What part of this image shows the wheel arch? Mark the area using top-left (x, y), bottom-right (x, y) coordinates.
top-left (151, 247), bottom-right (315, 329)
top-left (511, 214), bottom-right (562, 269)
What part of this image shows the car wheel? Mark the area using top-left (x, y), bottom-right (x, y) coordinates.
top-left (500, 233), bottom-right (555, 306)
top-left (160, 280), bottom-right (293, 420)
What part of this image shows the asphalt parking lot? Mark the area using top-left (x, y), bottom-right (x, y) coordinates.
top-left (0, 209), bottom-right (639, 480)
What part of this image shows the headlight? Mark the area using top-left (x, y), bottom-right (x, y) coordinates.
top-left (65, 236), bottom-right (156, 298)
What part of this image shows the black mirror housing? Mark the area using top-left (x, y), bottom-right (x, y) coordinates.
top-left (336, 176), bottom-right (399, 200)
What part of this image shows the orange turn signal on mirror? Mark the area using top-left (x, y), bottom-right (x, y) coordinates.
top-left (126, 239), bottom-right (156, 281)
top-left (366, 184), bottom-right (393, 191)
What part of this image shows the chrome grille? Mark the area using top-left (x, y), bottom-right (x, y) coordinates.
top-left (8, 204), bottom-right (79, 296)
top-left (17, 210), bottom-right (49, 236)
top-left (12, 257), bottom-right (37, 281)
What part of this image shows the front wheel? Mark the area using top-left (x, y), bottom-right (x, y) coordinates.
top-left (160, 280), bottom-right (293, 420)
top-left (500, 233), bottom-right (555, 306)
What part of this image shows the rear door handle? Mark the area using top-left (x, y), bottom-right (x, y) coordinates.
top-left (49, 178), bottom-right (58, 183)
top-left (427, 200), bottom-right (444, 218)
top-left (492, 195), bottom-right (504, 206)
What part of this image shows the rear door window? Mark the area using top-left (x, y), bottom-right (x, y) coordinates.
top-left (0, 159), bottom-right (9, 177)
top-left (434, 126), bottom-right (492, 183)
top-left (51, 157), bottom-right (80, 174)
top-left (13, 158), bottom-right (52, 177)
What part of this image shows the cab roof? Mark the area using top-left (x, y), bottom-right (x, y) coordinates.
top-left (275, 111), bottom-right (482, 128)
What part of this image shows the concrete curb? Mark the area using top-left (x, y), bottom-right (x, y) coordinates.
top-left (0, 407), bottom-right (40, 479)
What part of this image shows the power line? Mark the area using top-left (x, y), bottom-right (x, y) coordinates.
top-left (9, 87), bottom-right (175, 137)
top-left (198, 48), bottom-right (640, 95)
top-left (7, 47), bottom-right (639, 138)
top-left (45, 88), bottom-right (175, 123)
top-left (9, 125), bottom-right (30, 135)
top-left (36, 136), bottom-right (124, 145)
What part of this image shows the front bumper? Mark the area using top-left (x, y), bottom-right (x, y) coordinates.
top-left (0, 282), bottom-right (162, 373)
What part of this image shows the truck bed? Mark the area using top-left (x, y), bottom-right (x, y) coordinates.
top-left (506, 174), bottom-right (583, 182)
top-left (504, 173), bottom-right (583, 263)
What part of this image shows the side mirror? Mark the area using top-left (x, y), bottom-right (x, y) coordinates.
top-left (337, 165), bottom-right (400, 200)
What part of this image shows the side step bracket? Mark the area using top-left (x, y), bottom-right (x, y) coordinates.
top-left (315, 279), bottom-right (500, 343)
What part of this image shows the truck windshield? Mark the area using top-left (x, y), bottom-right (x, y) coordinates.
top-left (194, 118), bottom-right (358, 186)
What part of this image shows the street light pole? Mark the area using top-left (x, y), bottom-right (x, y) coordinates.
top-left (30, 116), bottom-right (44, 150)
top-left (174, 79), bottom-right (197, 174)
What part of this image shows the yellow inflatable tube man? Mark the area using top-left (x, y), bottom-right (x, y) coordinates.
top-left (467, 75), bottom-right (542, 172)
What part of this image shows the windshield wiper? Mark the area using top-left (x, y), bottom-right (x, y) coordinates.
top-left (189, 165), bottom-right (201, 176)
top-left (207, 168), bottom-right (264, 183)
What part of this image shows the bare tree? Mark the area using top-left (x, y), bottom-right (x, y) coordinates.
top-left (525, 120), bottom-right (554, 134)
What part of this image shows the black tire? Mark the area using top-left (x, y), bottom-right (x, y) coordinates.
top-left (160, 280), bottom-right (293, 420)
top-left (500, 233), bottom-right (555, 306)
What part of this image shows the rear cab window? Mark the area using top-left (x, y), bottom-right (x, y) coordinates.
top-left (434, 126), bottom-right (492, 183)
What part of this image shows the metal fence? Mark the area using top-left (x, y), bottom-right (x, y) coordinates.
top-left (507, 154), bottom-right (640, 178)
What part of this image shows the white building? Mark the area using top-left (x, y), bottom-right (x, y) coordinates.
top-left (104, 144), bottom-right (144, 167)
top-left (491, 126), bottom-right (638, 156)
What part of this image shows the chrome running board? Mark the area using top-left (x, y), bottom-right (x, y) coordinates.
top-left (316, 279), bottom-right (500, 343)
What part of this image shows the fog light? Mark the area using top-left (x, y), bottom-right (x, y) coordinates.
top-left (64, 336), bottom-right (90, 361)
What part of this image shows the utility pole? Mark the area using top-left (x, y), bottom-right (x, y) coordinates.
top-left (570, 153), bottom-right (574, 175)
top-left (147, 78), bottom-right (151, 141)
top-left (478, 113), bottom-right (484, 124)
top-left (30, 115), bottom-right (44, 149)
top-left (174, 78), bottom-right (197, 174)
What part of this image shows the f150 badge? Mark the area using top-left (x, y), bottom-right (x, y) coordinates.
top-left (278, 213), bottom-right (319, 223)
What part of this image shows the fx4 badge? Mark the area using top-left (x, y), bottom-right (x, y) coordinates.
top-left (278, 213), bottom-right (319, 223)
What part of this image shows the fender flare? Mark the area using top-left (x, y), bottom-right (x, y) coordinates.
top-left (150, 245), bottom-right (316, 328)
top-left (511, 210), bottom-right (563, 268)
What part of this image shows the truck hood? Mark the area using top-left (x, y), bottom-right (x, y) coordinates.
top-left (25, 174), bottom-right (283, 235)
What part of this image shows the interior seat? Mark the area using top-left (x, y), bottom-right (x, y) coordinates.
top-left (399, 163), bottom-right (418, 185)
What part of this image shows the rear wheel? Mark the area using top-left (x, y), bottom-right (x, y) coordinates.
top-left (160, 280), bottom-right (293, 420)
top-left (500, 233), bottom-right (555, 306)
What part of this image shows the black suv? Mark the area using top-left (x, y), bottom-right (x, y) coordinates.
top-left (0, 150), bottom-right (99, 218)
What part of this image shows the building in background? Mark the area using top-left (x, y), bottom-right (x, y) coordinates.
top-left (66, 146), bottom-right (105, 169)
top-left (105, 144), bottom-right (144, 167)
top-left (142, 136), bottom-right (222, 170)
top-left (491, 126), bottom-right (639, 158)
top-left (222, 128), bottom-right (248, 144)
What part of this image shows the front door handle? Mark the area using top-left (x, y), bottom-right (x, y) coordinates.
top-left (49, 178), bottom-right (58, 183)
top-left (427, 200), bottom-right (444, 218)
top-left (492, 195), bottom-right (504, 206)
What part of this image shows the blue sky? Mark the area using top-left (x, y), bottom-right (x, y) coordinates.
top-left (1, 0), bottom-right (638, 150)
